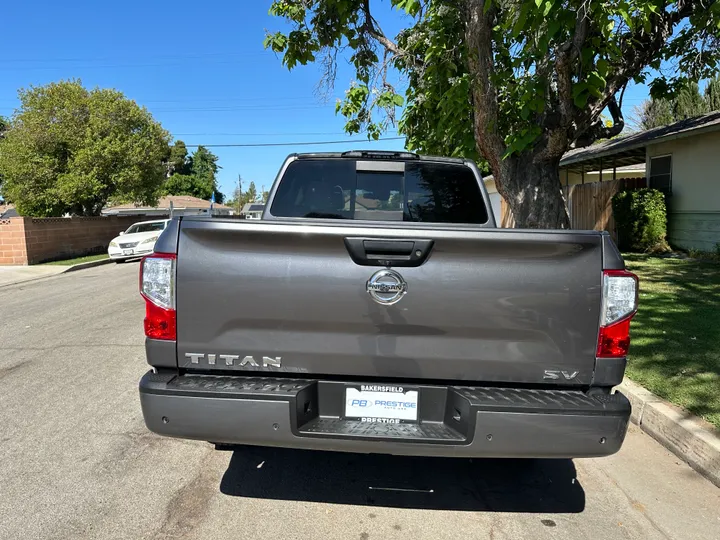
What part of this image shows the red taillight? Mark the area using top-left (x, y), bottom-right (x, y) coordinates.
top-left (140, 253), bottom-right (176, 341)
top-left (144, 301), bottom-right (177, 340)
top-left (597, 318), bottom-right (632, 358)
top-left (597, 269), bottom-right (638, 358)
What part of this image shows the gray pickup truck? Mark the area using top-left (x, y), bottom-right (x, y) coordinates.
top-left (139, 150), bottom-right (638, 458)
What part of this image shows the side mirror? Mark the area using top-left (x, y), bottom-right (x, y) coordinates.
top-left (119, 231), bottom-right (125, 236)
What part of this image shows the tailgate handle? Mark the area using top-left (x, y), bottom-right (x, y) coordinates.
top-left (363, 240), bottom-right (413, 256)
top-left (344, 238), bottom-right (434, 267)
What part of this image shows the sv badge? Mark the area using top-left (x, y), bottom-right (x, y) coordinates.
top-left (543, 370), bottom-right (579, 380)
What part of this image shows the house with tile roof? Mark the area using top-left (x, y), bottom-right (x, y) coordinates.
top-left (102, 195), bottom-right (234, 217)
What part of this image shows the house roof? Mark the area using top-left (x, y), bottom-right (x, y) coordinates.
top-left (241, 203), bottom-right (265, 213)
top-left (105, 195), bottom-right (231, 212)
top-left (0, 204), bottom-right (18, 218)
top-left (560, 111), bottom-right (720, 170)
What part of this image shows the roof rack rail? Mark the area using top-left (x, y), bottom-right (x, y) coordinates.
top-left (340, 150), bottom-right (419, 160)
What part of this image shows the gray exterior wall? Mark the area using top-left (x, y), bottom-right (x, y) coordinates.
top-left (647, 131), bottom-right (720, 252)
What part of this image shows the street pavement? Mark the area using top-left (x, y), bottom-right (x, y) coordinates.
top-left (0, 263), bottom-right (718, 540)
top-left (0, 265), bottom-right (65, 287)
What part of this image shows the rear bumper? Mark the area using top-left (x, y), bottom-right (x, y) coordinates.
top-left (139, 372), bottom-right (630, 458)
top-left (108, 247), bottom-right (153, 259)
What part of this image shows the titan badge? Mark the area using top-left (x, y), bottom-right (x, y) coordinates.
top-left (185, 353), bottom-right (281, 368)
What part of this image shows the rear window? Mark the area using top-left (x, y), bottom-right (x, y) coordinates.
top-left (270, 159), bottom-right (488, 224)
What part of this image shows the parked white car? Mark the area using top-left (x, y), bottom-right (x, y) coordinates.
top-left (108, 219), bottom-right (170, 262)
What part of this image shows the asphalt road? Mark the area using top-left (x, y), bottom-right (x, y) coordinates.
top-left (1, 263), bottom-right (718, 540)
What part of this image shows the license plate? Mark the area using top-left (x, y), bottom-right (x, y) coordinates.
top-left (123, 249), bottom-right (133, 255)
top-left (345, 385), bottom-right (419, 423)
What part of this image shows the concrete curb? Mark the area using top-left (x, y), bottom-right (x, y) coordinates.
top-left (619, 378), bottom-right (720, 488)
top-left (61, 257), bottom-right (114, 273)
top-left (0, 273), bottom-right (58, 289)
top-left (0, 258), bottom-right (114, 289)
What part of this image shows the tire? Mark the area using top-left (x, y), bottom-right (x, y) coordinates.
top-left (114, 259), bottom-right (125, 264)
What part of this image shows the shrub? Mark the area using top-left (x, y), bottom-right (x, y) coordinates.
top-left (612, 188), bottom-right (670, 253)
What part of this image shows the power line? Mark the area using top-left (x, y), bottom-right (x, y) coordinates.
top-left (131, 96), bottom-right (318, 105)
top-left (174, 131), bottom-right (398, 137)
top-left (0, 104), bottom-right (332, 113)
top-left (0, 51), bottom-right (265, 64)
top-left (0, 95), bottom-right (326, 106)
top-left (184, 137), bottom-right (405, 148)
top-left (149, 104), bottom-right (329, 113)
top-left (0, 52), bottom-right (272, 72)
top-left (0, 58), bottom-right (271, 72)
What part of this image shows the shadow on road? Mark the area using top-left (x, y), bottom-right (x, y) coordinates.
top-left (219, 446), bottom-right (585, 513)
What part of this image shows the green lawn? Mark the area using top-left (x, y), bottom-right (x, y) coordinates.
top-left (624, 254), bottom-right (720, 429)
top-left (41, 253), bottom-right (109, 266)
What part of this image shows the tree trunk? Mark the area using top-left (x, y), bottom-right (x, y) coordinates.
top-left (462, 4), bottom-right (570, 229)
top-left (494, 152), bottom-right (571, 229)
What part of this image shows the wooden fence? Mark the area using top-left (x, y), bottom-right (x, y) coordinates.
top-left (499, 199), bottom-right (516, 228)
top-left (500, 177), bottom-right (646, 239)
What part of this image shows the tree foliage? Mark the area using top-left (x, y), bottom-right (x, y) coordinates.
top-left (244, 181), bottom-right (258, 206)
top-left (0, 80), bottom-right (170, 216)
top-left (637, 98), bottom-right (676, 130)
top-left (265, 0), bottom-right (720, 228)
top-left (163, 173), bottom-right (202, 197)
top-left (228, 177), bottom-right (263, 212)
top-left (189, 146), bottom-right (219, 193)
top-left (637, 77), bottom-right (720, 130)
top-left (674, 82), bottom-right (709, 118)
top-left (168, 140), bottom-right (191, 176)
top-left (162, 144), bottom-right (224, 203)
top-left (705, 75), bottom-right (720, 112)
top-left (0, 116), bottom-right (8, 190)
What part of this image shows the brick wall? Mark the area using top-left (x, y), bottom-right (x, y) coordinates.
top-left (0, 218), bottom-right (29, 265)
top-left (0, 215), bottom-right (168, 265)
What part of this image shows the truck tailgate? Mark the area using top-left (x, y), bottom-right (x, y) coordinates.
top-left (175, 219), bottom-right (603, 386)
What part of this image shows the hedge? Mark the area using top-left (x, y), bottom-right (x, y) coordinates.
top-left (612, 188), bottom-right (670, 252)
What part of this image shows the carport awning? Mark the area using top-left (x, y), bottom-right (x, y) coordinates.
top-left (560, 148), bottom-right (645, 173)
top-left (560, 111), bottom-right (720, 173)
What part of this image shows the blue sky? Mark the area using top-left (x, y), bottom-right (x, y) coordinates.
top-left (2, 1), bottom-right (653, 199)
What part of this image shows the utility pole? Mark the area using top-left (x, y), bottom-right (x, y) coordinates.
top-left (236, 174), bottom-right (242, 215)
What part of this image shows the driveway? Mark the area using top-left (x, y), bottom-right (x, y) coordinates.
top-left (0, 264), bottom-right (718, 540)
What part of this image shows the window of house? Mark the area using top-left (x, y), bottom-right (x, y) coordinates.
top-left (649, 155), bottom-right (672, 196)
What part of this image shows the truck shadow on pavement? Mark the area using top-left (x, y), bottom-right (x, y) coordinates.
top-left (219, 446), bottom-right (585, 513)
